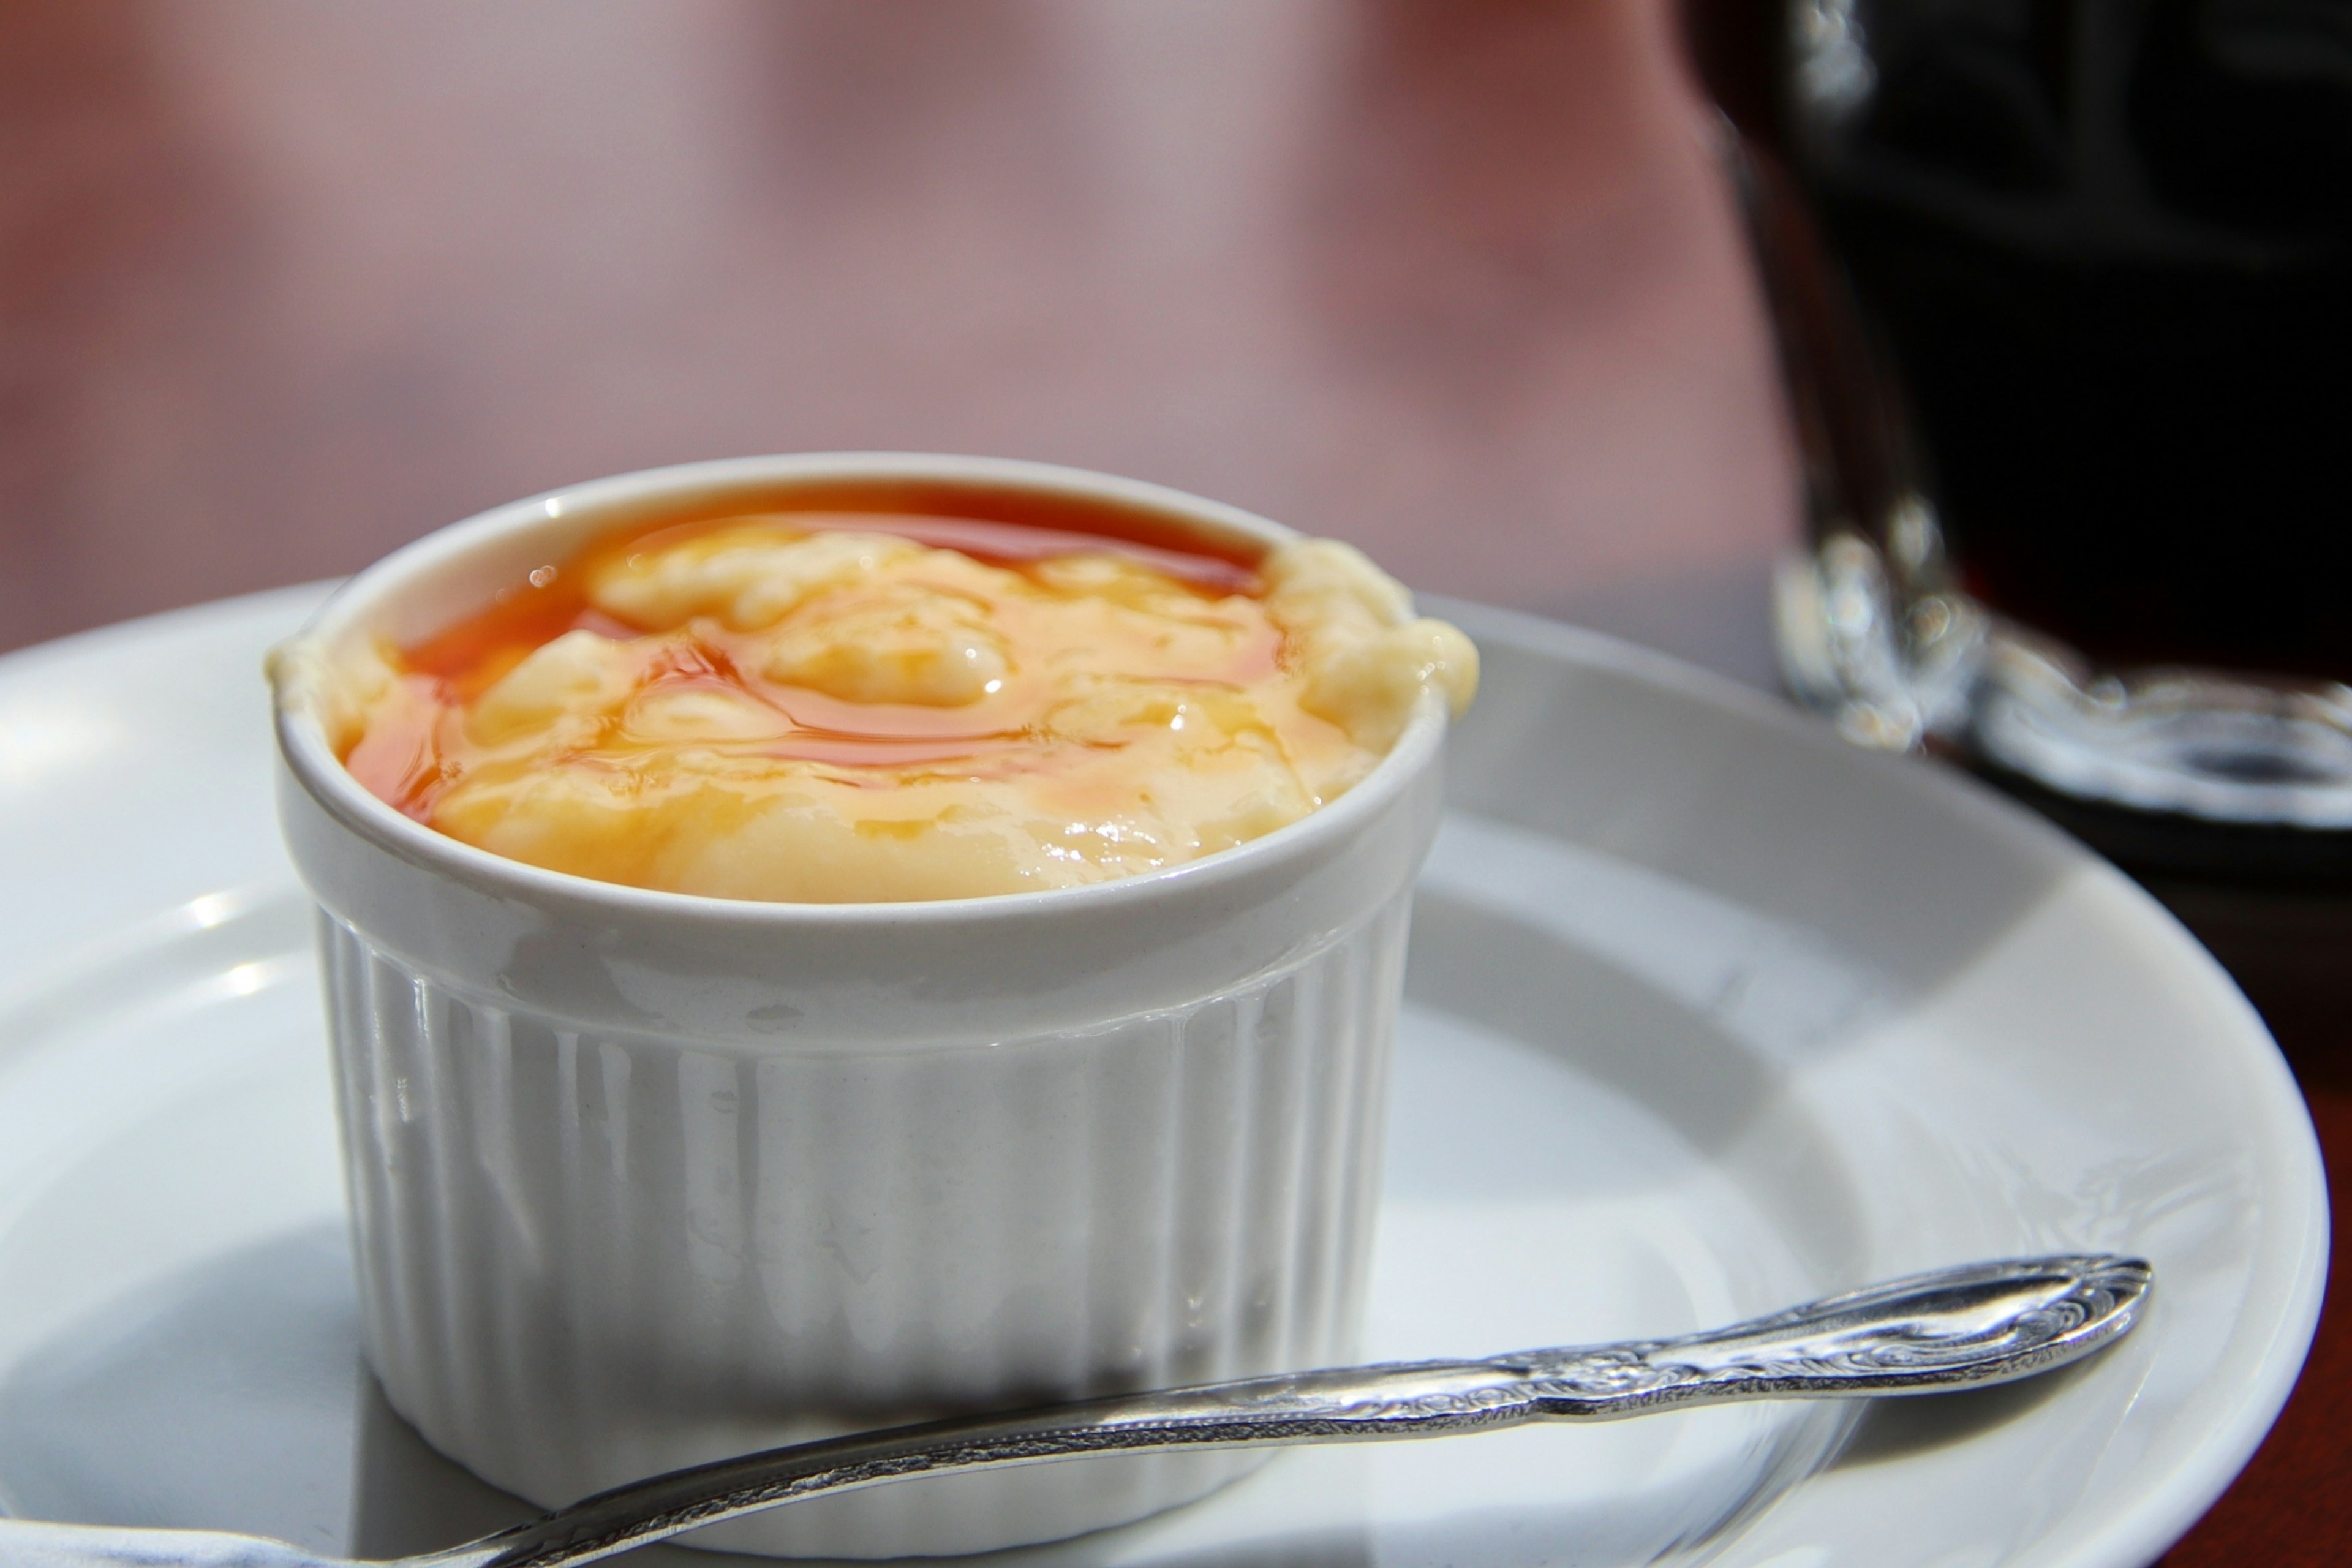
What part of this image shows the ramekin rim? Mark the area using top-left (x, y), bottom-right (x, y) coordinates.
top-left (273, 451), bottom-right (1450, 926)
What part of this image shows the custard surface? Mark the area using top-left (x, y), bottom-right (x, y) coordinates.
top-left (301, 514), bottom-right (1476, 902)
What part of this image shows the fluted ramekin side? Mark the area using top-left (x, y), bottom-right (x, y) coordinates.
top-left (321, 894), bottom-right (1411, 1558)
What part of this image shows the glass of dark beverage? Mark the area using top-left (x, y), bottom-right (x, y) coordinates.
top-left (1687, 0), bottom-right (2352, 891)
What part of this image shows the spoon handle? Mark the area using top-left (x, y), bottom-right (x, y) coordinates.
top-left (440, 1253), bottom-right (2147, 1568)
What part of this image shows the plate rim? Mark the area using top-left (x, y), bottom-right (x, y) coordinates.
top-left (1433, 594), bottom-right (2331, 1568)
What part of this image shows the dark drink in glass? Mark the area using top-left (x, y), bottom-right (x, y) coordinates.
top-left (1807, 0), bottom-right (2352, 682)
top-left (1692, 0), bottom-right (2352, 879)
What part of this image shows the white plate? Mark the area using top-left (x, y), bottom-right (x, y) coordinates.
top-left (0, 587), bottom-right (2323, 1568)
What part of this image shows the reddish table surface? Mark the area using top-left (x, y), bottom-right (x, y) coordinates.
top-left (1, 4), bottom-right (2337, 1562)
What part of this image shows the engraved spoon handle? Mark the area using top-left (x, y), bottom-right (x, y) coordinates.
top-left (5, 1253), bottom-right (2150, 1568)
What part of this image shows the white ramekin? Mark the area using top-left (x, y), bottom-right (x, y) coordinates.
top-left (271, 454), bottom-right (1447, 1558)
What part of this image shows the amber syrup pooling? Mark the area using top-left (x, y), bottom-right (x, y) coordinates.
top-left (345, 513), bottom-right (1271, 827)
top-left (326, 502), bottom-right (1474, 902)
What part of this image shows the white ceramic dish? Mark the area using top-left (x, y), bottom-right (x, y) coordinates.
top-left (270, 456), bottom-right (1447, 1557)
top-left (0, 584), bottom-right (2323, 1568)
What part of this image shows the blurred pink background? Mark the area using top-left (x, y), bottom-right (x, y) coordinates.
top-left (0, 0), bottom-right (1792, 672)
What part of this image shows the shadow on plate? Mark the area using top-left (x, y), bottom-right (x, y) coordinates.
top-left (0, 1202), bottom-right (2007, 1568)
top-left (1439, 605), bottom-right (2076, 1006)
top-left (351, 1373), bottom-right (1373, 1568)
top-left (0, 1225), bottom-right (358, 1552)
top-left (1827, 1358), bottom-right (2095, 1472)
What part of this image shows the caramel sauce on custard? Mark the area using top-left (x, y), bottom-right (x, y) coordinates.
top-left (324, 513), bottom-right (1476, 903)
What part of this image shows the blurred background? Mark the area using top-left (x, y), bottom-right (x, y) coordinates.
top-left (0, 1), bottom-right (2339, 1562)
top-left (0, 0), bottom-right (1793, 677)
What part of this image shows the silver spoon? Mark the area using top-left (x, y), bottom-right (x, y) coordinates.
top-left (7, 1253), bottom-right (2150, 1568)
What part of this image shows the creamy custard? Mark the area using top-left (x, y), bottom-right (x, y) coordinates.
top-left (295, 513), bottom-right (1476, 902)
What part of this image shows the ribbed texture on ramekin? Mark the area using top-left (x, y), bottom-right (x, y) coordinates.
top-left (321, 893), bottom-right (1409, 1559)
